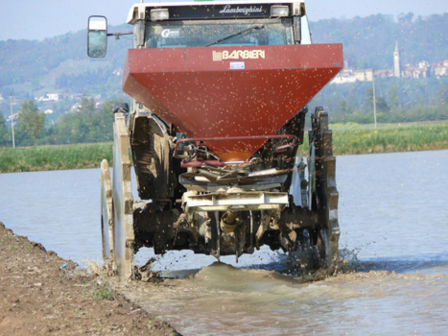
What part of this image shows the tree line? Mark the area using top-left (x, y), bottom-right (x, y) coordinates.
top-left (312, 78), bottom-right (448, 124)
top-left (0, 96), bottom-right (117, 148)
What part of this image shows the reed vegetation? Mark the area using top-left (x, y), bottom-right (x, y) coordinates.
top-left (0, 143), bottom-right (112, 173)
top-left (292, 122), bottom-right (447, 156)
top-left (332, 122), bottom-right (448, 155)
top-left (0, 122), bottom-right (447, 173)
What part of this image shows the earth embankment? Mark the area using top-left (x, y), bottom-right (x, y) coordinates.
top-left (0, 221), bottom-right (180, 336)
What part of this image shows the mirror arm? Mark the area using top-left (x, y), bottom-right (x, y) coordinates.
top-left (107, 31), bottom-right (133, 40)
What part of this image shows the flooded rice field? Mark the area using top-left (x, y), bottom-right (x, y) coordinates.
top-left (118, 262), bottom-right (448, 335)
top-left (1, 150), bottom-right (447, 335)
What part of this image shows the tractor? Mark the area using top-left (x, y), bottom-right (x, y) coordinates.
top-left (88, 0), bottom-right (342, 279)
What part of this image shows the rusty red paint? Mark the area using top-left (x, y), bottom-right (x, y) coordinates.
top-left (123, 44), bottom-right (343, 161)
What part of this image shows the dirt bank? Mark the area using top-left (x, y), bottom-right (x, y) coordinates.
top-left (0, 221), bottom-right (180, 336)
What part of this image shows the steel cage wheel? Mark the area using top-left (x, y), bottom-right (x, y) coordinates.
top-left (100, 159), bottom-right (114, 264)
top-left (309, 107), bottom-right (340, 272)
top-left (111, 112), bottom-right (135, 280)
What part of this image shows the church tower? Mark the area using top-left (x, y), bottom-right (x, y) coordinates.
top-left (393, 41), bottom-right (401, 78)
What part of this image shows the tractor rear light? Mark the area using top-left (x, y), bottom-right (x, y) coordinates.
top-left (150, 8), bottom-right (169, 21)
top-left (270, 5), bottom-right (289, 17)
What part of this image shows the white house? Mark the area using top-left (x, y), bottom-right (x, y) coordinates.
top-left (332, 68), bottom-right (373, 85)
top-left (36, 93), bottom-right (60, 102)
top-left (433, 60), bottom-right (448, 78)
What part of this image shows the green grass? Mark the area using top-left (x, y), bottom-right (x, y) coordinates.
top-left (89, 282), bottom-right (115, 301)
top-left (0, 122), bottom-right (447, 173)
top-left (296, 121), bottom-right (448, 156)
top-left (332, 122), bottom-right (448, 155)
top-left (0, 143), bottom-right (112, 173)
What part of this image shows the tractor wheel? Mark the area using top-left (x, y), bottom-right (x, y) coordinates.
top-left (309, 107), bottom-right (340, 272)
top-left (111, 111), bottom-right (135, 280)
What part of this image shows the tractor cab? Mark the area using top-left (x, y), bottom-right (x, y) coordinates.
top-left (88, 1), bottom-right (312, 56)
top-left (133, 3), bottom-right (312, 48)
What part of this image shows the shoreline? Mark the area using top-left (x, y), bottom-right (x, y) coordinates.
top-left (1, 122), bottom-right (447, 173)
top-left (1, 147), bottom-right (447, 175)
top-left (0, 221), bottom-right (180, 336)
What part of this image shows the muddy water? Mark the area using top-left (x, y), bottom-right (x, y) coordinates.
top-left (119, 263), bottom-right (448, 335)
top-left (1, 150), bottom-right (448, 335)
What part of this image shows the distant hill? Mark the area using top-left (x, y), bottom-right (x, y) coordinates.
top-left (0, 24), bottom-right (132, 99)
top-left (0, 13), bottom-right (447, 100)
top-left (311, 13), bottom-right (448, 69)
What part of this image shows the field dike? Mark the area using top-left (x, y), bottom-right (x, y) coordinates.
top-left (0, 221), bottom-right (180, 336)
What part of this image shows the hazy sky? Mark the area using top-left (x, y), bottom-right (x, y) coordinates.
top-left (0, 0), bottom-right (446, 41)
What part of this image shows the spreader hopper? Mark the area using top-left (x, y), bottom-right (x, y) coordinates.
top-left (123, 44), bottom-right (342, 161)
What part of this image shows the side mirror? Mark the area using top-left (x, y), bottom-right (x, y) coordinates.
top-left (87, 15), bottom-right (108, 58)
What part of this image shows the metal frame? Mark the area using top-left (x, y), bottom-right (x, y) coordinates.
top-left (183, 190), bottom-right (289, 214)
top-left (174, 134), bottom-right (297, 161)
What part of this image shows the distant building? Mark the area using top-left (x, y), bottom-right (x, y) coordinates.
top-left (393, 41), bottom-right (401, 78)
top-left (36, 93), bottom-right (60, 102)
top-left (402, 61), bottom-right (430, 79)
top-left (374, 69), bottom-right (393, 78)
top-left (47, 93), bottom-right (59, 101)
top-left (433, 60), bottom-right (448, 78)
top-left (71, 102), bottom-right (82, 112)
top-left (331, 42), bottom-right (446, 84)
top-left (332, 66), bottom-right (373, 85)
top-left (0, 94), bottom-right (4, 102)
top-left (355, 69), bottom-right (373, 82)
top-left (68, 93), bottom-right (83, 101)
